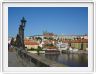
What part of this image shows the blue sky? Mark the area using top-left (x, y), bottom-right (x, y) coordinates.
top-left (8, 7), bottom-right (88, 37)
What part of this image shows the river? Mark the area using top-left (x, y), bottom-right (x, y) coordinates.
top-left (40, 53), bottom-right (88, 67)
top-left (8, 52), bottom-right (88, 67)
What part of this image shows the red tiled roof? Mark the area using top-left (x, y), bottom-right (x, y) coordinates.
top-left (63, 39), bottom-right (88, 43)
top-left (71, 39), bottom-right (88, 43)
top-left (63, 40), bottom-right (71, 43)
top-left (43, 40), bottom-right (56, 44)
top-left (24, 39), bottom-right (39, 45)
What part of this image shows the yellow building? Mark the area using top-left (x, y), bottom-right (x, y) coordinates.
top-left (70, 39), bottom-right (88, 50)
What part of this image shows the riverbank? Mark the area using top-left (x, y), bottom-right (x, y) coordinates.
top-left (28, 49), bottom-right (88, 55)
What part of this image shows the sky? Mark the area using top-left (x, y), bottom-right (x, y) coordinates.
top-left (8, 7), bottom-right (88, 37)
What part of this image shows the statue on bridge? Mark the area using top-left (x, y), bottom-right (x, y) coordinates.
top-left (16, 17), bottom-right (27, 50)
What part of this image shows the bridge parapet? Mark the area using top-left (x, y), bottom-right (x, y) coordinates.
top-left (15, 47), bottom-right (67, 67)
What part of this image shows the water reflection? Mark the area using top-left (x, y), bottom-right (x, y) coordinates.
top-left (8, 51), bottom-right (88, 67)
top-left (42, 54), bottom-right (88, 67)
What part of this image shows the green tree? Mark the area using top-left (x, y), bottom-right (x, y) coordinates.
top-left (37, 46), bottom-right (42, 55)
top-left (44, 37), bottom-right (47, 39)
top-left (48, 37), bottom-right (53, 40)
top-left (10, 37), bottom-right (15, 46)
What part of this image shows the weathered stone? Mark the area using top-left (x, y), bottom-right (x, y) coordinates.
top-left (16, 17), bottom-right (26, 49)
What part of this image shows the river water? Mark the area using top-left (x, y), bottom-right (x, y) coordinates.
top-left (8, 52), bottom-right (88, 67)
top-left (40, 54), bottom-right (88, 67)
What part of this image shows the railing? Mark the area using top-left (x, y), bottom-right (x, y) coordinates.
top-left (15, 47), bottom-right (67, 67)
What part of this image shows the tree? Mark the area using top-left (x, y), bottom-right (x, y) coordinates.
top-left (37, 46), bottom-right (42, 55)
top-left (15, 34), bottom-right (22, 47)
top-left (10, 37), bottom-right (15, 46)
top-left (48, 37), bottom-right (53, 40)
top-left (35, 37), bottom-right (42, 44)
top-left (44, 37), bottom-right (47, 39)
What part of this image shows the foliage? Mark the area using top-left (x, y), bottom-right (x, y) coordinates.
top-left (27, 47), bottom-right (36, 51)
top-left (10, 37), bottom-right (17, 46)
top-left (37, 46), bottom-right (42, 55)
top-left (44, 37), bottom-right (47, 39)
top-left (44, 44), bottom-right (54, 47)
top-left (36, 37), bottom-right (42, 41)
top-left (44, 37), bottom-right (54, 40)
top-left (48, 37), bottom-right (53, 40)
top-left (10, 37), bottom-right (14, 45)
top-left (15, 34), bottom-right (22, 47)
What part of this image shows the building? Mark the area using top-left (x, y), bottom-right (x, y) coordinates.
top-left (57, 34), bottom-right (85, 40)
top-left (70, 39), bottom-right (88, 50)
top-left (24, 39), bottom-right (39, 49)
top-left (43, 32), bottom-right (55, 38)
top-left (25, 33), bottom-right (88, 50)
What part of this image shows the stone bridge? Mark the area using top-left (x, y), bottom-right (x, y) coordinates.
top-left (15, 47), bottom-right (67, 67)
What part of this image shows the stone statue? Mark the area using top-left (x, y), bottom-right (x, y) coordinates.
top-left (16, 17), bottom-right (26, 49)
